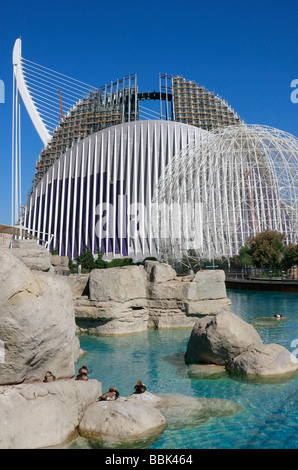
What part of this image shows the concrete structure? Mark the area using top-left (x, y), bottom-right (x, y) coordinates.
top-left (21, 120), bottom-right (207, 260)
top-left (12, 39), bottom-right (297, 264)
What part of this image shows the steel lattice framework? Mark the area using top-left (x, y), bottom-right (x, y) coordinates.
top-left (152, 124), bottom-right (298, 265)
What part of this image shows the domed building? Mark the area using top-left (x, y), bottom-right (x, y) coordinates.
top-left (153, 124), bottom-right (298, 265)
top-left (14, 40), bottom-right (296, 263)
top-left (19, 64), bottom-right (242, 260)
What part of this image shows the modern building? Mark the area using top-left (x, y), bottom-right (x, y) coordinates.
top-left (22, 120), bottom-right (208, 260)
top-left (154, 124), bottom-right (298, 264)
top-left (32, 73), bottom-right (241, 187)
top-left (13, 39), bottom-right (297, 263)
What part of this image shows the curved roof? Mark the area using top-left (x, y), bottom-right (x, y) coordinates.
top-left (154, 124), bottom-right (298, 262)
top-left (32, 74), bottom-right (242, 187)
top-left (23, 120), bottom-right (208, 259)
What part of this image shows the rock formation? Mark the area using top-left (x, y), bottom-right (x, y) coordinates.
top-left (10, 239), bottom-right (53, 272)
top-left (69, 261), bottom-right (231, 335)
top-left (0, 379), bottom-right (102, 449)
top-left (50, 254), bottom-right (70, 276)
top-left (78, 399), bottom-right (167, 445)
top-left (227, 343), bottom-right (298, 376)
top-left (0, 243), bottom-right (242, 449)
top-left (0, 246), bottom-right (79, 385)
top-left (185, 311), bottom-right (298, 377)
top-left (185, 310), bottom-right (263, 365)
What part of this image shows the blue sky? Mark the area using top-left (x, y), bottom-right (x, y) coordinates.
top-left (0, 0), bottom-right (297, 226)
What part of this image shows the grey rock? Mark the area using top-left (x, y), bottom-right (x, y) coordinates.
top-left (10, 240), bottom-right (52, 272)
top-left (187, 269), bottom-right (227, 300)
top-left (0, 247), bottom-right (79, 385)
top-left (0, 379), bottom-right (102, 449)
top-left (89, 266), bottom-right (147, 302)
top-left (185, 310), bottom-right (263, 365)
top-left (78, 400), bottom-right (166, 443)
top-left (150, 263), bottom-right (177, 283)
top-left (125, 391), bottom-right (163, 406)
top-left (74, 263), bottom-right (231, 335)
top-left (66, 274), bottom-right (90, 298)
top-left (227, 343), bottom-right (298, 376)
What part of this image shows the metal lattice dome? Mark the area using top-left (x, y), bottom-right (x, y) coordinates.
top-left (152, 124), bottom-right (298, 265)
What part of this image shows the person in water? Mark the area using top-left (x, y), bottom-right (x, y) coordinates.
top-left (98, 387), bottom-right (120, 401)
top-left (274, 313), bottom-right (283, 319)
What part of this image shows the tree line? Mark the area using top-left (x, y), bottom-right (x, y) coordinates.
top-left (68, 230), bottom-right (297, 273)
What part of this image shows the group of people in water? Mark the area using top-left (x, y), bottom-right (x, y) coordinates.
top-left (43, 365), bottom-right (146, 401)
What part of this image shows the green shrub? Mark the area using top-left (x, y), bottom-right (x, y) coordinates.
top-left (95, 248), bottom-right (108, 269)
top-left (107, 258), bottom-right (133, 268)
top-left (76, 245), bottom-right (96, 270)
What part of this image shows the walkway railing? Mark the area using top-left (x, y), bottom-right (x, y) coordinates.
top-left (225, 267), bottom-right (298, 282)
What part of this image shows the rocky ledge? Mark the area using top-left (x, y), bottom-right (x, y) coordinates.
top-left (0, 246), bottom-right (80, 385)
top-left (0, 384), bottom-right (243, 449)
top-left (68, 261), bottom-right (231, 335)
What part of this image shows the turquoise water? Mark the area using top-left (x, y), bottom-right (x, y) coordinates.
top-left (75, 289), bottom-right (298, 449)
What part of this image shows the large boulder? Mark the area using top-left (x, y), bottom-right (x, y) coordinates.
top-left (149, 263), bottom-right (177, 283)
top-left (75, 298), bottom-right (150, 335)
top-left (125, 391), bottom-right (163, 406)
top-left (227, 343), bottom-right (298, 377)
top-left (10, 240), bottom-right (52, 272)
top-left (186, 270), bottom-right (227, 301)
top-left (66, 274), bottom-right (90, 298)
top-left (0, 247), bottom-right (79, 384)
top-left (50, 254), bottom-right (70, 276)
top-left (78, 399), bottom-right (166, 445)
top-left (0, 379), bottom-right (102, 449)
top-left (185, 310), bottom-right (263, 365)
top-left (89, 266), bottom-right (147, 302)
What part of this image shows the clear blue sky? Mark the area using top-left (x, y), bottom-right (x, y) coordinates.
top-left (0, 0), bottom-right (297, 226)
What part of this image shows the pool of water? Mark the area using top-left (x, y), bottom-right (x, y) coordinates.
top-left (75, 289), bottom-right (298, 449)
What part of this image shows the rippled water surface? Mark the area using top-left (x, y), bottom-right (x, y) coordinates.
top-left (75, 289), bottom-right (298, 449)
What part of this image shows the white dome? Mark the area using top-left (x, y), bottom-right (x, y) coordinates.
top-left (153, 124), bottom-right (298, 264)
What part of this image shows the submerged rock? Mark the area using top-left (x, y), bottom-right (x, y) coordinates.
top-left (186, 363), bottom-right (227, 379)
top-left (250, 316), bottom-right (290, 328)
top-left (155, 393), bottom-right (243, 430)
